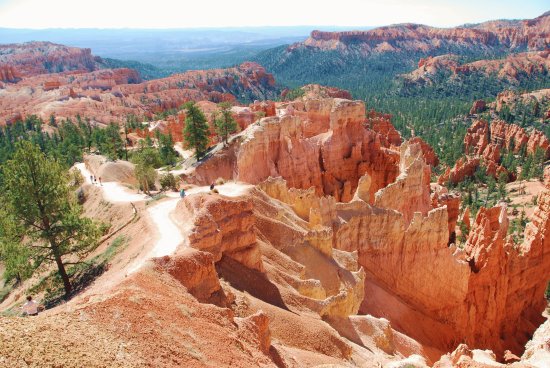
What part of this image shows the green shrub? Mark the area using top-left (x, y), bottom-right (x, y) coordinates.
top-left (160, 173), bottom-right (178, 191)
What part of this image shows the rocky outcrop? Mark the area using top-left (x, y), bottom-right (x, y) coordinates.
top-left (439, 157), bottom-right (480, 185)
top-left (0, 41), bottom-right (100, 78)
top-left (465, 118), bottom-right (549, 159)
top-left (374, 142), bottom-right (432, 225)
top-left (464, 120), bottom-right (489, 156)
top-left (235, 311), bottom-right (272, 354)
top-left (458, 197), bottom-right (550, 358)
top-left (402, 50), bottom-right (550, 86)
top-left (294, 13), bottom-right (549, 53)
top-left (495, 88), bottom-right (550, 118)
top-left (154, 248), bottom-right (225, 305)
top-left (249, 187), bottom-right (366, 319)
top-left (409, 137), bottom-right (438, 167)
top-left (344, 190), bottom-right (550, 359)
top-left (527, 129), bottom-right (550, 158)
top-left (236, 98), bottom-right (400, 203)
top-left (43, 80), bottom-right (61, 91)
top-left (469, 100), bottom-right (487, 115)
top-left (185, 97), bottom-right (400, 203)
top-left (184, 93), bottom-right (547, 359)
top-left (250, 100), bottom-right (276, 118)
top-left (431, 184), bottom-right (461, 241)
top-left (445, 117), bottom-right (550, 184)
top-left (178, 193), bottom-right (263, 272)
top-left (0, 64), bottom-right (21, 83)
top-left (243, 104), bottom-right (550, 358)
top-left (490, 120), bottom-right (529, 153)
top-left (365, 109), bottom-right (402, 147)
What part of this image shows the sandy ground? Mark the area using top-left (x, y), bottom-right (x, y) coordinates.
top-left (506, 179), bottom-right (546, 219)
top-left (76, 162), bottom-right (148, 202)
top-left (174, 142), bottom-right (193, 160)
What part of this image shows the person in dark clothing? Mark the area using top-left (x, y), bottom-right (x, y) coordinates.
top-left (210, 183), bottom-right (215, 190)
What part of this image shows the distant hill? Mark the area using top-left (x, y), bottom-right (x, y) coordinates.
top-left (254, 12), bottom-right (550, 99)
top-left (0, 27), bottom-right (372, 76)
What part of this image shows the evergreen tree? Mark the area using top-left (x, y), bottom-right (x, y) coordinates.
top-left (103, 123), bottom-right (124, 160)
top-left (158, 133), bottom-right (178, 166)
top-left (132, 147), bottom-right (160, 195)
top-left (183, 101), bottom-right (210, 159)
top-left (0, 206), bottom-right (32, 283)
top-left (0, 141), bottom-right (100, 296)
top-left (214, 102), bottom-right (238, 145)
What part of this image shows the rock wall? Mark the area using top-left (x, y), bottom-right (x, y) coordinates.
top-left (460, 197), bottom-right (550, 357)
top-left (374, 142), bottom-right (433, 225)
top-left (251, 114), bottom-right (550, 358)
top-left (339, 170), bottom-right (550, 358)
top-left (235, 98), bottom-right (400, 203)
top-left (178, 193), bottom-right (263, 272)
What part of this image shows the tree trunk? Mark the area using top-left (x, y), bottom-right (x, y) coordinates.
top-left (51, 243), bottom-right (72, 297)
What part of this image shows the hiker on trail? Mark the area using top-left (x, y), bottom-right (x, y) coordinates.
top-left (99, 177), bottom-right (102, 186)
top-left (210, 183), bottom-right (215, 190)
top-left (179, 189), bottom-right (186, 198)
top-left (21, 296), bottom-right (39, 316)
top-left (90, 175), bottom-right (93, 184)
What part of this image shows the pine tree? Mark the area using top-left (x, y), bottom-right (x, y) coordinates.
top-left (214, 102), bottom-right (238, 145)
top-left (104, 123), bottom-right (124, 160)
top-left (183, 101), bottom-right (210, 159)
top-left (132, 147), bottom-right (160, 195)
top-left (0, 141), bottom-right (100, 296)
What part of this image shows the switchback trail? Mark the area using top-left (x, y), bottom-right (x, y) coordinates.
top-left (75, 162), bottom-right (251, 275)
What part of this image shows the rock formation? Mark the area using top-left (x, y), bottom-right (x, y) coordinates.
top-left (464, 119), bottom-right (489, 156)
top-left (179, 194), bottom-right (263, 272)
top-left (469, 100), bottom-right (487, 115)
top-left (438, 157), bottom-right (480, 185)
top-left (0, 64), bottom-right (21, 83)
top-left (365, 109), bottom-right (402, 147)
top-left (0, 41), bottom-right (100, 78)
top-left (1, 87), bottom-right (549, 367)
top-left (409, 136), bottom-right (439, 167)
top-left (187, 97), bottom-right (401, 203)
top-left (442, 116), bottom-right (550, 184)
top-left (293, 12), bottom-right (549, 54)
top-left (187, 94), bottom-right (550, 361)
top-left (0, 42), bottom-right (279, 125)
top-left (401, 50), bottom-right (550, 87)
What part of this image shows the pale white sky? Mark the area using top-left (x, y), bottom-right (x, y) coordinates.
top-left (0, 0), bottom-right (547, 29)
